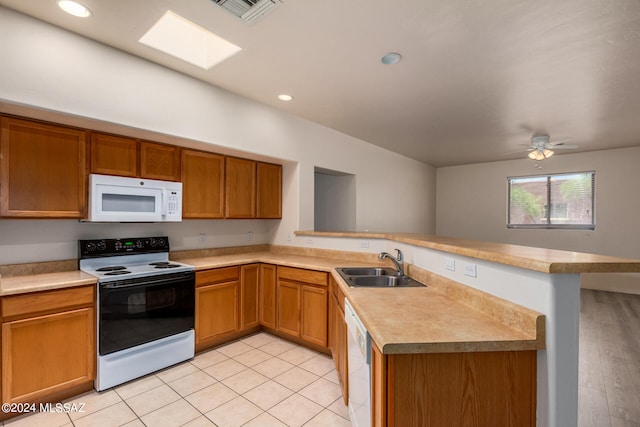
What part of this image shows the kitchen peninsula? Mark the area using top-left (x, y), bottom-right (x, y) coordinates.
top-left (2, 233), bottom-right (639, 426)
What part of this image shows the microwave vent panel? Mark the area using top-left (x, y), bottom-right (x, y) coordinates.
top-left (212, 0), bottom-right (282, 24)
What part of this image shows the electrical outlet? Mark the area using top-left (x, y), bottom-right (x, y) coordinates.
top-left (199, 233), bottom-right (206, 244)
top-left (444, 257), bottom-right (455, 271)
top-left (287, 233), bottom-right (292, 242)
top-left (464, 263), bottom-right (477, 278)
top-left (305, 238), bottom-right (313, 245)
top-left (360, 240), bottom-right (370, 248)
top-left (247, 231), bottom-right (253, 241)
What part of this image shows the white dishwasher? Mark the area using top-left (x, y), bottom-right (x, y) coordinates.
top-left (345, 299), bottom-right (371, 427)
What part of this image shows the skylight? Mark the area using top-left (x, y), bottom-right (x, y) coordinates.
top-left (139, 11), bottom-right (242, 70)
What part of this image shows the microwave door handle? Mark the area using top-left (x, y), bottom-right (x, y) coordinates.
top-left (161, 189), bottom-right (168, 217)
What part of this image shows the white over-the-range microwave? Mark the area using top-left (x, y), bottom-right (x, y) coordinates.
top-left (85, 174), bottom-right (182, 222)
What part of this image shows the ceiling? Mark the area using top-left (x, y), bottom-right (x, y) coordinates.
top-left (2, 0), bottom-right (640, 167)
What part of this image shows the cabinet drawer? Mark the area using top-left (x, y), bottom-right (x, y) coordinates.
top-left (1, 285), bottom-right (94, 321)
top-left (196, 267), bottom-right (240, 287)
top-left (278, 267), bottom-right (328, 286)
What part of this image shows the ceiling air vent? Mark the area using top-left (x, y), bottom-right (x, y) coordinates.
top-left (212, 0), bottom-right (282, 24)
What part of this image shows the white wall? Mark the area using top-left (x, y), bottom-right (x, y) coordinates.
top-left (314, 172), bottom-right (356, 231)
top-left (0, 7), bottom-right (435, 264)
top-left (0, 220), bottom-right (270, 264)
top-left (436, 146), bottom-right (640, 293)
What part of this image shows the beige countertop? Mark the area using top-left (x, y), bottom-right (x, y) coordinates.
top-left (296, 230), bottom-right (640, 274)
top-left (0, 271), bottom-right (97, 296)
top-left (178, 251), bottom-right (544, 354)
top-left (335, 275), bottom-right (542, 354)
top-left (0, 250), bottom-right (543, 354)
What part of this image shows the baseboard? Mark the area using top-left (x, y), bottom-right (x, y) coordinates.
top-left (581, 272), bottom-right (640, 295)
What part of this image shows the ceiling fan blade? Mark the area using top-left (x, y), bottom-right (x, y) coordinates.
top-left (503, 148), bottom-right (534, 155)
top-left (550, 144), bottom-right (578, 150)
top-left (547, 137), bottom-right (572, 145)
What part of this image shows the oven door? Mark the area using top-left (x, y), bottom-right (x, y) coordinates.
top-left (98, 271), bottom-right (195, 355)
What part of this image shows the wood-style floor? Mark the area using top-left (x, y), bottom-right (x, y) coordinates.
top-left (579, 289), bottom-right (640, 427)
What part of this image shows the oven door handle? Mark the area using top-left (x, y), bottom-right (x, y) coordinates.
top-left (101, 272), bottom-right (194, 289)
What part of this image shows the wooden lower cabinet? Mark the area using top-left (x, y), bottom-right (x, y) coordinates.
top-left (1, 285), bottom-right (95, 407)
top-left (329, 277), bottom-right (348, 404)
top-left (259, 264), bottom-right (277, 329)
top-left (195, 264), bottom-right (264, 351)
top-left (195, 267), bottom-right (240, 350)
top-left (276, 267), bottom-right (328, 349)
top-left (240, 264), bottom-right (260, 330)
top-left (372, 342), bottom-right (537, 426)
top-left (301, 285), bottom-right (327, 347)
top-left (276, 280), bottom-right (300, 337)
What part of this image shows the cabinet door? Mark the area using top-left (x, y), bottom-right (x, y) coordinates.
top-left (329, 287), bottom-right (336, 357)
top-left (301, 285), bottom-right (328, 347)
top-left (90, 132), bottom-right (138, 177)
top-left (259, 264), bottom-right (277, 329)
top-left (256, 162), bottom-right (282, 219)
top-left (2, 307), bottom-right (95, 404)
top-left (0, 117), bottom-right (87, 218)
top-left (336, 297), bottom-right (348, 405)
top-left (140, 141), bottom-right (180, 181)
top-left (225, 157), bottom-right (256, 218)
top-left (195, 282), bottom-right (239, 346)
top-left (277, 280), bottom-right (300, 338)
top-left (329, 277), bottom-right (348, 404)
top-left (240, 264), bottom-right (260, 330)
top-left (371, 342), bottom-right (387, 427)
top-left (181, 149), bottom-right (225, 218)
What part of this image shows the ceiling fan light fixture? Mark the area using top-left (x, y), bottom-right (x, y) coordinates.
top-left (528, 148), bottom-right (554, 161)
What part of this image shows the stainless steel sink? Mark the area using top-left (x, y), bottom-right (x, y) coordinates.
top-left (336, 267), bottom-right (426, 288)
top-left (338, 267), bottom-right (397, 276)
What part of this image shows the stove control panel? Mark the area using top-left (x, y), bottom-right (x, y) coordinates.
top-left (79, 236), bottom-right (170, 258)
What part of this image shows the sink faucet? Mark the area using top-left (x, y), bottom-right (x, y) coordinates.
top-left (378, 249), bottom-right (404, 277)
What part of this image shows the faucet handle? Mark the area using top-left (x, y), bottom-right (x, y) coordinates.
top-left (394, 249), bottom-right (403, 262)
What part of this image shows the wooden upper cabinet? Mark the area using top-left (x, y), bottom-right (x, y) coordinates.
top-left (181, 149), bottom-right (225, 218)
top-left (140, 141), bottom-right (180, 181)
top-left (257, 162), bottom-right (282, 219)
top-left (226, 157), bottom-right (256, 218)
top-left (90, 132), bottom-right (138, 177)
top-left (0, 116), bottom-right (87, 218)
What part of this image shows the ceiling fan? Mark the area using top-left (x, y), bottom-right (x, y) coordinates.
top-left (525, 135), bottom-right (578, 161)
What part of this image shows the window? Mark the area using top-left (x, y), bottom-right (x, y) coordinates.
top-left (508, 171), bottom-right (595, 229)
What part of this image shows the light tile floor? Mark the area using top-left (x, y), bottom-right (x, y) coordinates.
top-left (3, 333), bottom-right (351, 427)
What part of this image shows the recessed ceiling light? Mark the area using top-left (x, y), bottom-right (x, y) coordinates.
top-left (278, 94), bottom-right (293, 101)
top-left (58, 0), bottom-right (92, 18)
top-left (139, 11), bottom-right (242, 70)
top-left (381, 52), bottom-right (402, 65)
